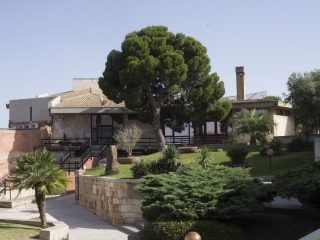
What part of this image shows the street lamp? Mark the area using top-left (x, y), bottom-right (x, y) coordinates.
top-left (266, 148), bottom-right (274, 175)
top-left (185, 232), bottom-right (201, 240)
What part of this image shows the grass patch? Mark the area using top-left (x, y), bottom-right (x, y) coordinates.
top-left (247, 151), bottom-right (314, 176)
top-left (0, 222), bottom-right (40, 240)
top-left (85, 163), bottom-right (133, 178)
top-left (85, 150), bottom-right (314, 178)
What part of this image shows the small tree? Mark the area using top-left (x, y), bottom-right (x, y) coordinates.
top-left (231, 109), bottom-right (274, 145)
top-left (11, 149), bottom-right (68, 227)
top-left (114, 123), bottom-right (143, 157)
top-left (287, 70), bottom-right (320, 135)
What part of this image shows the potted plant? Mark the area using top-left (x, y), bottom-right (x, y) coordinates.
top-left (114, 123), bottom-right (143, 164)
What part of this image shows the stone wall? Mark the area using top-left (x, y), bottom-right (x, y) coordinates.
top-left (75, 171), bottom-right (143, 224)
top-left (52, 114), bottom-right (91, 139)
top-left (0, 128), bottom-right (50, 179)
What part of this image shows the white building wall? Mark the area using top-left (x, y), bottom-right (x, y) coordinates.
top-left (9, 97), bottom-right (54, 124)
top-left (273, 115), bottom-right (295, 136)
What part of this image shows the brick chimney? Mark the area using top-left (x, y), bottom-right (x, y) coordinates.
top-left (236, 66), bottom-right (245, 101)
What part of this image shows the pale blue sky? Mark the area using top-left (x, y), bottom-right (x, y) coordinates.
top-left (0, 0), bottom-right (319, 127)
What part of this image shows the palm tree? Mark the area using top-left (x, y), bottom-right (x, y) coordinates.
top-left (11, 149), bottom-right (68, 227)
top-left (232, 109), bottom-right (274, 145)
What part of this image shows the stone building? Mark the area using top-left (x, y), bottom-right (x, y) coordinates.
top-left (225, 67), bottom-right (295, 143)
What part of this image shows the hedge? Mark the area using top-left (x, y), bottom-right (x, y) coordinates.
top-left (140, 220), bottom-right (245, 240)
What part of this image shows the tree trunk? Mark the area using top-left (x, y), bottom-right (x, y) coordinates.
top-left (153, 107), bottom-right (166, 151)
top-left (35, 185), bottom-right (46, 228)
top-left (145, 87), bottom-right (166, 151)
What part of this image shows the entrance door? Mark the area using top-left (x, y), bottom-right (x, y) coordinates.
top-left (97, 126), bottom-right (113, 145)
top-left (91, 114), bottom-right (114, 145)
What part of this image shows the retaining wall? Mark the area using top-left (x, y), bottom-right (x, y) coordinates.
top-left (75, 170), bottom-right (143, 224)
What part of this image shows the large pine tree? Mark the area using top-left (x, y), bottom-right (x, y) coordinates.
top-left (99, 26), bottom-right (231, 150)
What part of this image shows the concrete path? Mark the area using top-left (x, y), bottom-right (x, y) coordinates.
top-left (0, 194), bottom-right (128, 240)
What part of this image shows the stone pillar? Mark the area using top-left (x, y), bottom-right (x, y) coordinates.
top-left (315, 136), bottom-right (320, 161)
top-left (236, 66), bottom-right (245, 101)
top-left (75, 170), bottom-right (85, 201)
top-left (105, 145), bottom-right (119, 175)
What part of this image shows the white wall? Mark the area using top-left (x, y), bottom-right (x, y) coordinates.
top-left (9, 97), bottom-right (54, 123)
top-left (273, 115), bottom-right (295, 136)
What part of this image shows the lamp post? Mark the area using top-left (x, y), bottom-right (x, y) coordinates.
top-left (266, 148), bottom-right (274, 175)
top-left (185, 232), bottom-right (201, 240)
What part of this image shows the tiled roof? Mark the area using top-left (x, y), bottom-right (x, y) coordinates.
top-left (51, 88), bottom-right (125, 108)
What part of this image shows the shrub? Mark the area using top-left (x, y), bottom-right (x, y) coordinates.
top-left (269, 139), bottom-right (282, 154)
top-left (162, 145), bottom-right (181, 168)
top-left (260, 139), bottom-right (282, 156)
top-left (131, 146), bottom-right (181, 178)
top-left (140, 164), bottom-right (269, 221)
top-left (140, 220), bottom-right (245, 240)
top-left (198, 146), bottom-right (212, 168)
top-left (274, 162), bottom-right (320, 207)
top-left (260, 146), bottom-right (268, 156)
top-left (113, 123), bottom-right (142, 156)
top-left (287, 136), bottom-right (313, 152)
top-left (226, 145), bottom-right (248, 164)
top-left (131, 160), bottom-right (150, 178)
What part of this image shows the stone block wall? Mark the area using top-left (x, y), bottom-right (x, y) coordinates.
top-left (52, 114), bottom-right (91, 139)
top-left (75, 171), bottom-right (143, 224)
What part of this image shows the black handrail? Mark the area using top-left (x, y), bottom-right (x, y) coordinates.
top-left (0, 177), bottom-right (6, 194)
top-left (60, 149), bottom-right (72, 165)
top-left (0, 176), bottom-right (12, 200)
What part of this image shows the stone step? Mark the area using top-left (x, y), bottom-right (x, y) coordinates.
top-left (116, 223), bottom-right (141, 235)
top-left (0, 196), bottom-right (35, 208)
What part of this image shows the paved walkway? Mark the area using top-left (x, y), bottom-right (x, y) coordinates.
top-left (0, 194), bottom-right (128, 240)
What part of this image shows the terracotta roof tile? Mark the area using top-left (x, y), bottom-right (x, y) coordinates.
top-left (51, 88), bottom-right (125, 108)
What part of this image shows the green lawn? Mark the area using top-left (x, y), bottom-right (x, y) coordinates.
top-left (246, 151), bottom-right (314, 176)
top-left (0, 222), bottom-right (40, 240)
top-left (85, 150), bottom-right (314, 178)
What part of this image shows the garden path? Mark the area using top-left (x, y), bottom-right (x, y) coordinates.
top-left (0, 193), bottom-right (128, 240)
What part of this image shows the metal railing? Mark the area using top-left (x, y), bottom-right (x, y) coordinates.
top-left (41, 138), bottom-right (90, 151)
top-left (0, 176), bottom-right (12, 200)
top-left (46, 134), bottom-right (229, 173)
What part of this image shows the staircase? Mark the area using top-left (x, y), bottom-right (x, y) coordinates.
top-left (58, 140), bottom-right (109, 174)
top-left (0, 176), bottom-right (11, 200)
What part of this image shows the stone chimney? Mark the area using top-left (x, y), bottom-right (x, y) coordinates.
top-left (236, 66), bottom-right (245, 101)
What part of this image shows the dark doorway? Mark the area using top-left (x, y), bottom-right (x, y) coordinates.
top-left (91, 114), bottom-right (113, 145)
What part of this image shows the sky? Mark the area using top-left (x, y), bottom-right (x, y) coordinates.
top-left (0, 0), bottom-right (319, 128)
